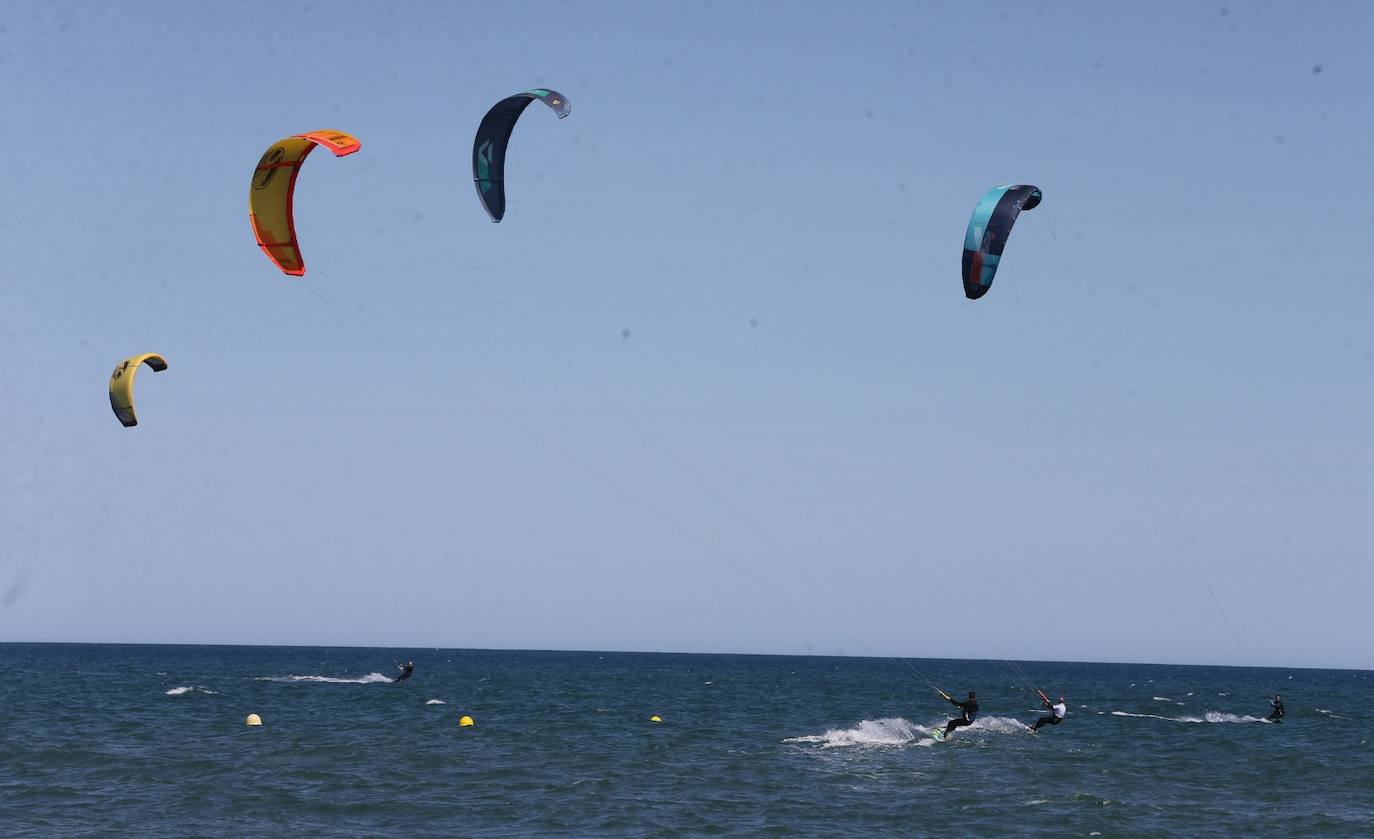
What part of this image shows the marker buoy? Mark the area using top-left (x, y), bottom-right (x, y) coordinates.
top-left (458, 715), bottom-right (475, 727)
top-left (649, 715), bottom-right (662, 723)
top-left (245, 713), bottom-right (262, 727)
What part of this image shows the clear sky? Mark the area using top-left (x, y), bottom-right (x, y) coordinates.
top-left (2, 1), bottom-right (1370, 670)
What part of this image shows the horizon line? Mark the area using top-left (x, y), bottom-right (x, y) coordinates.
top-left (0, 639), bottom-right (1362, 674)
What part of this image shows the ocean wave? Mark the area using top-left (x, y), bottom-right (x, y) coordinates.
top-left (165, 685), bottom-right (217, 696)
top-left (165, 686), bottom-right (192, 696)
top-left (257, 672), bottom-right (391, 685)
top-left (426, 699), bottom-right (445, 705)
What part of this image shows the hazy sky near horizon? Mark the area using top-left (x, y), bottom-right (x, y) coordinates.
top-left (2, 1), bottom-right (1371, 671)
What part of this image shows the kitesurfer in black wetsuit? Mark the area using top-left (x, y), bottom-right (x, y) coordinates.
top-left (944, 690), bottom-right (979, 737)
top-left (394, 660), bottom-right (414, 684)
top-left (1029, 695), bottom-right (1067, 733)
top-left (1266, 694), bottom-right (1284, 722)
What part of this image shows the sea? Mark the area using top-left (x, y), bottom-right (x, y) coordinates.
top-left (1, 644), bottom-right (1369, 837)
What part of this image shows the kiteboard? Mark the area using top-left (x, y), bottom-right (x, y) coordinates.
top-left (930, 725), bottom-right (946, 742)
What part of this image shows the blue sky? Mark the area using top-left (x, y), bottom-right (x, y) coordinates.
top-left (1, 1), bottom-right (1370, 669)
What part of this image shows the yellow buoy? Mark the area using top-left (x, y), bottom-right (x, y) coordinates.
top-left (458, 715), bottom-right (475, 727)
top-left (649, 715), bottom-right (663, 723)
top-left (245, 713), bottom-right (262, 727)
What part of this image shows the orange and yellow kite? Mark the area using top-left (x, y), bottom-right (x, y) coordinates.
top-left (248, 130), bottom-right (361, 276)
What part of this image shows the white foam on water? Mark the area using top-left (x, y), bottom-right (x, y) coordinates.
top-left (257, 672), bottom-right (392, 684)
top-left (1112, 710), bottom-right (1264, 724)
top-left (1152, 696), bottom-right (1172, 702)
top-left (1204, 711), bottom-right (1265, 724)
top-left (786, 717), bottom-right (921, 748)
top-left (165, 686), bottom-right (192, 696)
top-left (966, 715), bottom-right (1030, 735)
top-left (1112, 711), bottom-right (1198, 722)
top-left (426, 699), bottom-right (445, 705)
top-left (788, 714), bottom-right (1031, 749)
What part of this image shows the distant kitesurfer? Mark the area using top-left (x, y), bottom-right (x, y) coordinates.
top-left (394, 660), bottom-right (414, 684)
top-left (1266, 694), bottom-right (1284, 722)
top-left (943, 690), bottom-right (979, 737)
top-left (1029, 694), bottom-right (1067, 733)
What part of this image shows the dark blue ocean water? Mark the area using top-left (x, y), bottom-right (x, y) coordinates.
top-left (1, 644), bottom-right (1370, 837)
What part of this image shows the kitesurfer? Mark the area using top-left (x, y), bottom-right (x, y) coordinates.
top-left (943, 690), bottom-right (979, 737)
top-left (394, 660), bottom-right (414, 684)
top-left (1266, 694), bottom-right (1285, 722)
top-left (1029, 694), bottom-right (1067, 733)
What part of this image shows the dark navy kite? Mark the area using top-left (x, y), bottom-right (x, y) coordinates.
top-left (471, 88), bottom-right (571, 222)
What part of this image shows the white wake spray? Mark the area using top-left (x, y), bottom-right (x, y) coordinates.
top-left (1111, 710), bottom-right (1266, 724)
top-left (786, 717), bottom-right (920, 747)
top-left (786, 715), bottom-right (1030, 748)
top-left (965, 715), bottom-right (1032, 735)
top-left (257, 672), bottom-right (392, 684)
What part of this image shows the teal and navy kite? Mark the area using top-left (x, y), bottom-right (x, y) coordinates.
top-left (962, 185), bottom-right (1041, 300)
top-left (471, 88), bottom-right (571, 222)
